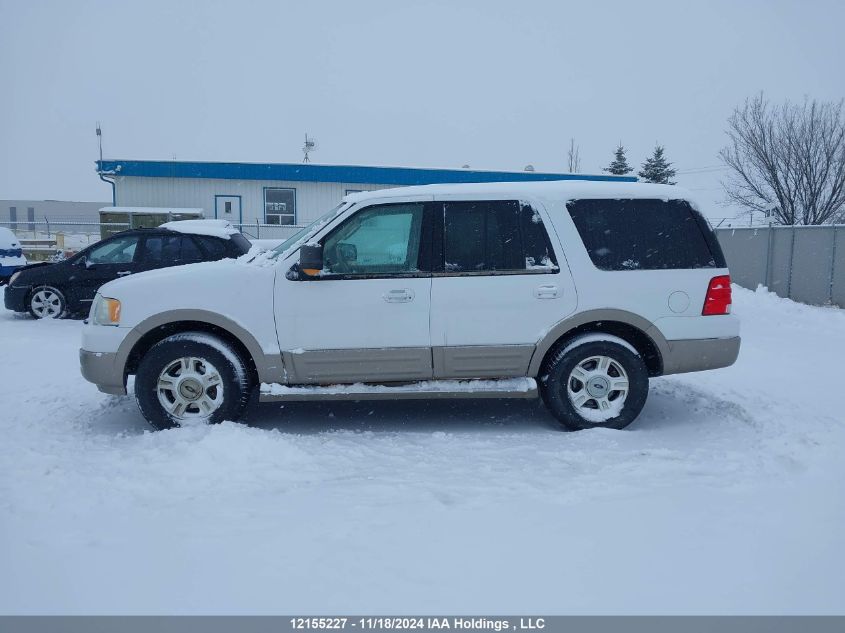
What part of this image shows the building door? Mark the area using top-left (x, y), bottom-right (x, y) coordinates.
top-left (214, 196), bottom-right (242, 225)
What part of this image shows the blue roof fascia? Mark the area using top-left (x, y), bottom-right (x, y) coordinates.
top-left (96, 160), bottom-right (637, 185)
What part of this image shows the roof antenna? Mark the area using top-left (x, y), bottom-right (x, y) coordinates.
top-left (303, 133), bottom-right (317, 163)
top-left (96, 121), bottom-right (103, 168)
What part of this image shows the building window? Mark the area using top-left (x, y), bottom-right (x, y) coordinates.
top-left (264, 188), bottom-right (296, 225)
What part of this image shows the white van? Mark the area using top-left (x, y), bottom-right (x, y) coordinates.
top-left (0, 227), bottom-right (27, 284)
top-left (80, 181), bottom-right (739, 431)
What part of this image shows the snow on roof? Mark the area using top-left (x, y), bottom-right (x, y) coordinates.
top-left (160, 219), bottom-right (238, 239)
top-left (343, 180), bottom-right (693, 204)
top-left (99, 206), bottom-right (204, 215)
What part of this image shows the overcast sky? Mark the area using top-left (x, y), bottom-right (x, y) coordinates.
top-left (1, 0), bottom-right (843, 220)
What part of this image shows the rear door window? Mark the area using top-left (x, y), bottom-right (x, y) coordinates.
top-left (442, 200), bottom-right (558, 273)
top-left (142, 235), bottom-right (205, 265)
top-left (567, 198), bottom-right (725, 270)
top-left (179, 236), bottom-right (204, 261)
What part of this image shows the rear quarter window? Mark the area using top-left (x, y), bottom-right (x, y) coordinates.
top-left (196, 235), bottom-right (249, 259)
top-left (566, 198), bottom-right (726, 271)
top-left (228, 233), bottom-right (253, 256)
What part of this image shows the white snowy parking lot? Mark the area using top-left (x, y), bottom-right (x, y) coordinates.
top-left (1, 286), bottom-right (844, 614)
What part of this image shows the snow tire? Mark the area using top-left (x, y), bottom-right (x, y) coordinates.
top-left (135, 332), bottom-right (252, 431)
top-left (540, 335), bottom-right (649, 431)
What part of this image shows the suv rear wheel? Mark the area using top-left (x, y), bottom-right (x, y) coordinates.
top-left (134, 332), bottom-right (253, 430)
top-left (540, 335), bottom-right (649, 431)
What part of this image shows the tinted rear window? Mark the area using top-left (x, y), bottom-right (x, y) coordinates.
top-left (196, 233), bottom-right (251, 258)
top-left (567, 198), bottom-right (725, 271)
top-left (443, 200), bottom-right (558, 273)
top-left (228, 233), bottom-right (252, 255)
top-left (196, 235), bottom-right (228, 259)
top-left (445, 201), bottom-right (523, 272)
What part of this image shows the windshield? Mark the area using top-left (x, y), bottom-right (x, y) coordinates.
top-left (270, 202), bottom-right (348, 258)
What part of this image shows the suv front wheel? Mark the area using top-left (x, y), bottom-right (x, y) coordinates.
top-left (135, 332), bottom-right (253, 430)
top-left (540, 335), bottom-right (649, 431)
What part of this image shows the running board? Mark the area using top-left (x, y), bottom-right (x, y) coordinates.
top-left (259, 377), bottom-right (538, 402)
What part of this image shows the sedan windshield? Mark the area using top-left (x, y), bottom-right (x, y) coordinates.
top-left (270, 203), bottom-right (348, 259)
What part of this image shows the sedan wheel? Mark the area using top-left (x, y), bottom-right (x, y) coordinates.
top-left (28, 287), bottom-right (66, 319)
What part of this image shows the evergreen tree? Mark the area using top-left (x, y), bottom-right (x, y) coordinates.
top-left (638, 145), bottom-right (677, 184)
top-left (603, 144), bottom-right (633, 175)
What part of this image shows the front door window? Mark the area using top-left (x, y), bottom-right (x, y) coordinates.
top-left (322, 203), bottom-right (425, 275)
top-left (86, 235), bottom-right (140, 264)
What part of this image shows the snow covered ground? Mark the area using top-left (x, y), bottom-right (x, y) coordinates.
top-left (1, 286), bottom-right (843, 615)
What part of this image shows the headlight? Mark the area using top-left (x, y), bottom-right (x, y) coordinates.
top-left (9, 271), bottom-right (21, 285)
top-left (93, 296), bottom-right (121, 326)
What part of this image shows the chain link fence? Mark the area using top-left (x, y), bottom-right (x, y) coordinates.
top-left (3, 218), bottom-right (305, 258)
top-left (232, 222), bottom-right (305, 241)
top-left (4, 219), bottom-right (130, 259)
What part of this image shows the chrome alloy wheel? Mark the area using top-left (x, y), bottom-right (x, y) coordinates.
top-left (566, 355), bottom-right (629, 423)
top-left (30, 289), bottom-right (63, 318)
top-left (156, 357), bottom-right (224, 420)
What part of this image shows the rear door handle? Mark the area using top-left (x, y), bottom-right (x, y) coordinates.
top-left (383, 288), bottom-right (414, 303)
top-left (117, 271), bottom-right (132, 276)
top-left (534, 284), bottom-right (559, 299)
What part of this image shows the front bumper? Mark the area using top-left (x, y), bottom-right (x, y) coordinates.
top-left (3, 284), bottom-right (29, 311)
top-left (79, 349), bottom-right (127, 395)
top-left (661, 336), bottom-right (741, 375)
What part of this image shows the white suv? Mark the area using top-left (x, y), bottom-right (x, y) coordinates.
top-left (80, 181), bottom-right (739, 431)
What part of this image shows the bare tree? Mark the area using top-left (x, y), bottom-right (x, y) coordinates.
top-left (567, 138), bottom-right (581, 173)
top-left (720, 94), bottom-right (845, 225)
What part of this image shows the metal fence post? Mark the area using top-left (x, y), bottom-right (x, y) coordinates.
top-left (786, 226), bottom-right (797, 299)
top-left (256, 219), bottom-right (260, 239)
top-left (45, 217), bottom-right (50, 238)
top-left (764, 223), bottom-right (773, 289)
top-left (831, 225), bottom-right (839, 305)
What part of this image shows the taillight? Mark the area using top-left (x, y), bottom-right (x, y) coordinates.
top-left (702, 275), bottom-right (732, 316)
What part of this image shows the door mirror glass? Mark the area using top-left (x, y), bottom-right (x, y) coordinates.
top-left (299, 244), bottom-right (324, 277)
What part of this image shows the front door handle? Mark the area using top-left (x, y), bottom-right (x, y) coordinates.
top-left (534, 284), bottom-right (559, 299)
top-left (117, 271), bottom-right (132, 276)
top-left (383, 288), bottom-right (414, 303)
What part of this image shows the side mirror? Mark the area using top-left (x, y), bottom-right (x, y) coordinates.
top-left (298, 244), bottom-right (323, 278)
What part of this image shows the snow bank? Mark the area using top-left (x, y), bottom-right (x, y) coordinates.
top-left (1, 286), bottom-right (843, 614)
